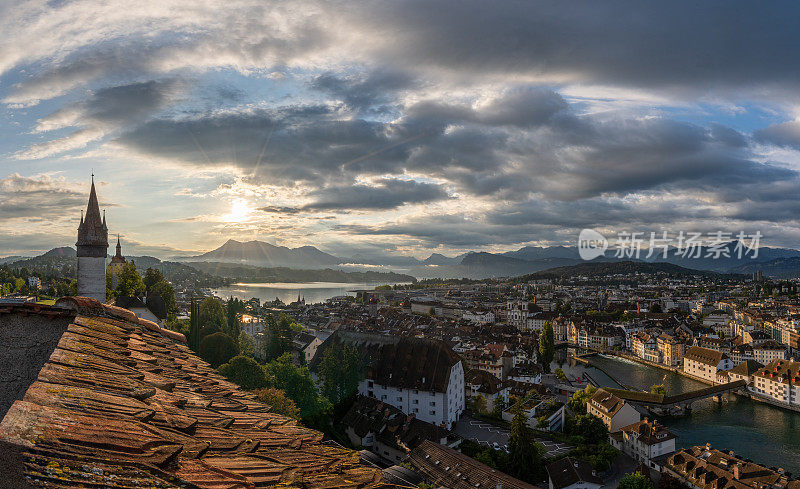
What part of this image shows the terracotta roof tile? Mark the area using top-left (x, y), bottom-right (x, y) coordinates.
top-left (0, 298), bottom-right (402, 488)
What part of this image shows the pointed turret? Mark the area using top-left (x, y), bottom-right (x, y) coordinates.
top-left (77, 176), bottom-right (108, 248)
top-left (76, 175), bottom-right (109, 301)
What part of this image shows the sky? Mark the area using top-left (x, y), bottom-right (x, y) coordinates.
top-left (1, 0), bottom-right (800, 260)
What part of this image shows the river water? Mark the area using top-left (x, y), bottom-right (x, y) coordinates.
top-left (552, 349), bottom-right (800, 475)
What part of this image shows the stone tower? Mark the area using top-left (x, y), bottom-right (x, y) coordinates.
top-left (76, 176), bottom-right (108, 301)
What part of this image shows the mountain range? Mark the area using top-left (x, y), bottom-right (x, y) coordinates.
top-left (183, 239), bottom-right (800, 279)
top-left (5, 239), bottom-right (800, 281)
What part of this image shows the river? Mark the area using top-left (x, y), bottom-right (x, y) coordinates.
top-left (552, 349), bottom-right (800, 474)
top-left (212, 282), bottom-right (399, 305)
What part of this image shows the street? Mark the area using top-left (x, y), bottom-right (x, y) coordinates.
top-left (453, 414), bottom-right (574, 458)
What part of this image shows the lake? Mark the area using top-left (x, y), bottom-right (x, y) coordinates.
top-left (212, 282), bottom-right (401, 304)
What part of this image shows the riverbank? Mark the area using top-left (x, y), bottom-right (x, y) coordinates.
top-left (564, 352), bottom-right (800, 474)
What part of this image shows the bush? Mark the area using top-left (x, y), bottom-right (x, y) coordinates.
top-left (619, 471), bottom-right (654, 489)
top-left (253, 387), bottom-right (300, 418)
top-left (218, 355), bottom-right (268, 390)
top-left (198, 332), bottom-right (238, 367)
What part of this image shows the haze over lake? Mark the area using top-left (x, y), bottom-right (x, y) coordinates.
top-left (213, 281), bottom-right (405, 304)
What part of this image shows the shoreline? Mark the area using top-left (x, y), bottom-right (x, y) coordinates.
top-left (573, 347), bottom-right (800, 416)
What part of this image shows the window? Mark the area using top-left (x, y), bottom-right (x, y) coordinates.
top-left (430, 410), bottom-right (436, 415)
top-left (430, 401), bottom-right (436, 406)
top-left (368, 381), bottom-right (374, 388)
top-left (381, 395), bottom-right (387, 400)
top-left (397, 396), bottom-right (402, 401)
top-left (413, 399), bottom-right (419, 405)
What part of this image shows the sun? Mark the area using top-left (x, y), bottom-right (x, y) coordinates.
top-left (225, 198), bottom-right (254, 223)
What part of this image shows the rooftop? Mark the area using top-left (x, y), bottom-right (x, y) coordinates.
top-left (0, 297), bottom-right (400, 489)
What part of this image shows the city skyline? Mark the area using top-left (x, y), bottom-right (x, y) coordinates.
top-left (2, 1), bottom-right (800, 258)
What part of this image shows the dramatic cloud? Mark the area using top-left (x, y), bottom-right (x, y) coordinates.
top-left (0, 173), bottom-right (86, 219)
top-left (2, 1), bottom-right (800, 255)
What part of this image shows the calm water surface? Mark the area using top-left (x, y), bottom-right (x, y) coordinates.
top-left (552, 349), bottom-right (800, 474)
top-left (213, 282), bottom-right (400, 305)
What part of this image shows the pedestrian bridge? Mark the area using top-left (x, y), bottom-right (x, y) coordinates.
top-left (604, 379), bottom-right (747, 408)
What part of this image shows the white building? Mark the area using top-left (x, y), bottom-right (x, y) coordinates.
top-left (461, 310), bottom-right (495, 325)
top-left (682, 346), bottom-right (733, 384)
top-left (753, 341), bottom-right (788, 365)
top-left (359, 338), bottom-right (465, 429)
top-left (618, 419), bottom-right (676, 472)
top-left (587, 388), bottom-right (641, 433)
top-left (749, 359), bottom-right (800, 406)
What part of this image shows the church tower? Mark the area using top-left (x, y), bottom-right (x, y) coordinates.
top-left (76, 176), bottom-right (108, 301)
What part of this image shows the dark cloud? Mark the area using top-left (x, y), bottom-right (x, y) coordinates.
top-left (117, 89), bottom-right (797, 211)
top-left (83, 79), bottom-right (182, 125)
top-left (354, 0), bottom-right (800, 96)
top-left (0, 174), bottom-right (85, 220)
top-left (302, 178), bottom-right (449, 211)
top-left (754, 120), bottom-right (800, 150)
top-left (310, 69), bottom-right (415, 113)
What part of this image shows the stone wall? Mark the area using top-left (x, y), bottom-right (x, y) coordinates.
top-left (77, 256), bottom-right (106, 302)
top-left (0, 313), bottom-right (71, 420)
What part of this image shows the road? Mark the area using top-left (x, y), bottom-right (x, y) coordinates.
top-left (453, 415), bottom-right (574, 458)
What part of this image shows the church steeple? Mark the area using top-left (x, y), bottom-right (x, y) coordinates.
top-left (76, 175), bottom-right (110, 301)
top-left (77, 175), bottom-right (108, 248)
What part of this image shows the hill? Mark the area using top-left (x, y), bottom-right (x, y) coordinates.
top-left (190, 239), bottom-right (341, 268)
top-left (729, 256), bottom-right (800, 279)
top-left (519, 260), bottom-right (741, 281)
top-left (183, 261), bottom-right (416, 284)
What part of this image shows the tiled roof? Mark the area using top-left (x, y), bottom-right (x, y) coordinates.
top-left (546, 457), bottom-right (603, 489)
top-left (341, 396), bottom-right (452, 452)
top-left (409, 440), bottom-right (539, 489)
top-left (685, 346), bottom-right (728, 366)
top-left (0, 297), bottom-right (401, 489)
top-left (621, 419), bottom-right (676, 446)
top-left (589, 388), bottom-right (625, 417)
top-left (666, 445), bottom-right (800, 489)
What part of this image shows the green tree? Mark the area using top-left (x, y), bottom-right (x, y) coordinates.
top-left (261, 313), bottom-right (298, 361)
top-left (198, 332), bottom-right (238, 368)
top-left (568, 414), bottom-right (609, 445)
top-left (150, 280), bottom-right (177, 313)
top-left (619, 472), bottom-right (654, 489)
top-left (555, 368), bottom-right (567, 381)
top-left (567, 385), bottom-right (597, 414)
top-left (143, 268), bottom-right (165, 292)
top-left (506, 404), bottom-right (545, 482)
top-left (538, 322), bottom-right (555, 373)
top-left (470, 394), bottom-right (488, 414)
top-left (650, 384), bottom-right (667, 396)
top-left (264, 353), bottom-right (331, 420)
top-left (253, 387), bottom-right (300, 418)
top-left (115, 262), bottom-right (145, 297)
top-left (317, 343), bottom-right (363, 405)
top-left (218, 355), bottom-right (268, 390)
top-left (491, 396), bottom-right (506, 419)
top-left (238, 331), bottom-right (256, 357)
top-left (198, 297), bottom-right (226, 338)
top-left (226, 297), bottom-right (245, 338)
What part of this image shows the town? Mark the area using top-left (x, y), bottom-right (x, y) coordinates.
top-left (2, 183), bottom-right (799, 489)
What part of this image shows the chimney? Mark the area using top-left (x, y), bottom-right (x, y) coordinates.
top-left (733, 463), bottom-right (741, 480)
